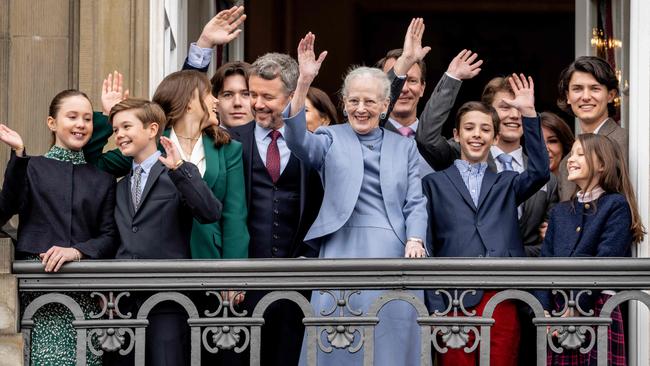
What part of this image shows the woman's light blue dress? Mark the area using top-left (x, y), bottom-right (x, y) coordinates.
top-left (299, 128), bottom-right (423, 366)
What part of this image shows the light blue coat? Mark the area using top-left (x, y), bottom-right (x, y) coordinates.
top-left (283, 107), bottom-right (428, 248)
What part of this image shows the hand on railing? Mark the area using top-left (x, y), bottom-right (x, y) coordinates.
top-left (39, 246), bottom-right (82, 272)
top-left (405, 239), bottom-right (426, 258)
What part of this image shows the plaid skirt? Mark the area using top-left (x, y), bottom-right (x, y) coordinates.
top-left (547, 294), bottom-right (626, 366)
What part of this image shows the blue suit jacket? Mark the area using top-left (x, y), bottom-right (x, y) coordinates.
top-left (283, 106), bottom-right (428, 249)
top-left (422, 116), bottom-right (549, 311)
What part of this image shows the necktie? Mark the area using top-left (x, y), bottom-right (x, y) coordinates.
top-left (132, 166), bottom-right (144, 210)
top-left (496, 153), bottom-right (523, 218)
top-left (398, 126), bottom-right (415, 138)
top-left (266, 130), bottom-right (282, 183)
top-left (497, 153), bottom-right (514, 171)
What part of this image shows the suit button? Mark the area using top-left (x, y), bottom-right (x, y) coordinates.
top-left (576, 226), bottom-right (581, 232)
top-left (274, 199), bottom-right (279, 203)
top-left (274, 209), bottom-right (279, 214)
top-left (273, 186), bottom-right (278, 191)
top-left (273, 234), bottom-right (279, 239)
top-left (132, 226), bottom-right (138, 233)
top-left (272, 246), bottom-right (278, 253)
top-left (585, 203), bottom-right (591, 209)
top-left (273, 222), bottom-right (279, 227)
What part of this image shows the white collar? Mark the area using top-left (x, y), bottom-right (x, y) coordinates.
top-left (388, 118), bottom-right (419, 131)
top-left (491, 145), bottom-right (524, 167)
top-left (577, 185), bottom-right (606, 203)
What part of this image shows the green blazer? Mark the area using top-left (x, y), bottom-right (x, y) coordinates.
top-left (85, 112), bottom-right (249, 259)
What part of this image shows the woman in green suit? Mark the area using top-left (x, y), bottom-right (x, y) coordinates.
top-left (84, 70), bottom-right (249, 261)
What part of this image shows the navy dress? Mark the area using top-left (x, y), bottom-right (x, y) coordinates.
top-left (299, 128), bottom-right (423, 366)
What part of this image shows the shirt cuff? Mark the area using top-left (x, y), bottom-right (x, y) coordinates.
top-left (445, 72), bottom-right (461, 81)
top-left (187, 42), bottom-right (213, 69)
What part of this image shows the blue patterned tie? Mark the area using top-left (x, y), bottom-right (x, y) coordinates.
top-left (132, 166), bottom-right (144, 210)
top-left (497, 153), bottom-right (514, 171)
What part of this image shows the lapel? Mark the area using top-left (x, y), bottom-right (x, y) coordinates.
top-left (380, 127), bottom-right (394, 193)
top-left (444, 165), bottom-right (477, 212)
top-left (201, 134), bottom-right (220, 189)
top-left (234, 122), bottom-right (255, 210)
top-left (125, 170), bottom-right (136, 217)
top-left (136, 161), bottom-right (166, 214)
top-left (476, 168), bottom-right (497, 211)
top-left (486, 153), bottom-right (497, 173)
top-left (596, 118), bottom-right (617, 137)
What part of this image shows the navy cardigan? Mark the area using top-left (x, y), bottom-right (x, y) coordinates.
top-left (537, 193), bottom-right (633, 310)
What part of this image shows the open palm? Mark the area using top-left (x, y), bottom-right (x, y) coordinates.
top-left (0, 124), bottom-right (24, 150)
top-left (501, 73), bottom-right (536, 116)
top-left (297, 32), bottom-right (327, 84)
top-left (197, 6), bottom-right (246, 48)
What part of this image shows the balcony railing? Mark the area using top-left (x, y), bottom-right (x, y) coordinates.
top-left (12, 258), bottom-right (650, 366)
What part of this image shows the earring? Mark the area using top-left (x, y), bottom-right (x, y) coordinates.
top-left (342, 109), bottom-right (348, 117)
top-left (379, 112), bottom-right (387, 120)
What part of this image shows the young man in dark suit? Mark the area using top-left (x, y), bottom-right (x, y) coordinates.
top-left (108, 98), bottom-right (222, 366)
top-left (422, 74), bottom-right (549, 366)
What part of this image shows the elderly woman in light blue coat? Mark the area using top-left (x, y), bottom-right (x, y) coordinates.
top-left (286, 22), bottom-right (429, 366)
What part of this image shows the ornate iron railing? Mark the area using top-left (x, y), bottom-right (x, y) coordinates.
top-left (12, 258), bottom-right (650, 366)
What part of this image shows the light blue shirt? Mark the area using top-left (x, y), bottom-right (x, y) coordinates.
top-left (453, 159), bottom-right (488, 206)
top-left (388, 118), bottom-right (435, 177)
top-left (254, 124), bottom-right (291, 174)
top-left (131, 151), bottom-right (161, 198)
top-left (187, 43), bottom-right (213, 69)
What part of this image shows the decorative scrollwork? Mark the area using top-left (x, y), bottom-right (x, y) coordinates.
top-left (202, 326), bottom-right (250, 354)
top-left (551, 290), bottom-right (594, 317)
top-left (319, 290), bottom-right (362, 316)
top-left (432, 289), bottom-right (476, 317)
top-left (88, 327), bottom-right (135, 356)
top-left (432, 325), bottom-right (479, 354)
top-left (318, 325), bottom-right (363, 353)
top-left (89, 291), bottom-right (131, 319)
top-left (204, 290), bottom-right (247, 318)
top-left (547, 325), bottom-right (595, 354)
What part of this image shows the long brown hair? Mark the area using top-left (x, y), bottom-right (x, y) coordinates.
top-left (152, 70), bottom-right (231, 147)
top-left (577, 134), bottom-right (645, 243)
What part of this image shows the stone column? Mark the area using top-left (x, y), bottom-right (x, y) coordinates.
top-left (0, 238), bottom-right (21, 366)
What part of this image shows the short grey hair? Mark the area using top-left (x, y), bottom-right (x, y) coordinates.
top-left (250, 53), bottom-right (299, 94)
top-left (341, 66), bottom-right (391, 101)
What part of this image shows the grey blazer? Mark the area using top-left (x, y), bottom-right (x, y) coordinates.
top-left (415, 72), bottom-right (558, 255)
top-left (557, 118), bottom-right (628, 201)
top-left (283, 107), bottom-right (428, 246)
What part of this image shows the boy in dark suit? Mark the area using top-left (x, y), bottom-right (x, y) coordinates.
top-left (422, 74), bottom-right (549, 366)
top-left (108, 98), bottom-right (222, 365)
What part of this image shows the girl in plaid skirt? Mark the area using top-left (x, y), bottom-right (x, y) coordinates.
top-left (540, 134), bottom-right (645, 365)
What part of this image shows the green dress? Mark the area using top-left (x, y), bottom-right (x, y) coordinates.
top-left (19, 147), bottom-right (102, 366)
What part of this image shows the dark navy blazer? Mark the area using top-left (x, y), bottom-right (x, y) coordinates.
top-left (423, 116), bottom-right (550, 311)
top-left (0, 152), bottom-right (117, 259)
top-left (537, 193), bottom-right (633, 310)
